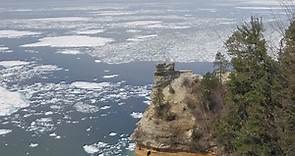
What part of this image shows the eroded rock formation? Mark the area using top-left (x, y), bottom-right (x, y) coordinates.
top-left (132, 63), bottom-right (217, 155)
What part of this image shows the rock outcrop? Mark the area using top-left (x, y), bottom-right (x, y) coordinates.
top-left (132, 63), bottom-right (217, 155)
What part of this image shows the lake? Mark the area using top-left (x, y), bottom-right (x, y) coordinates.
top-left (0, 0), bottom-right (289, 155)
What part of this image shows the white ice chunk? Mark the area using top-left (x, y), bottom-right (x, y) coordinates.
top-left (49, 133), bottom-right (57, 137)
top-left (0, 129), bottom-right (12, 135)
top-left (0, 30), bottom-right (40, 38)
top-left (125, 21), bottom-right (162, 27)
top-left (21, 36), bottom-right (114, 48)
top-left (57, 49), bottom-right (82, 55)
top-left (44, 111), bottom-right (53, 115)
top-left (29, 143), bottom-right (39, 148)
top-left (130, 112), bottom-right (143, 119)
top-left (109, 132), bottom-right (117, 136)
top-left (74, 102), bottom-right (99, 113)
top-left (0, 87), bottom-right (28, 116)
top-left (71, 81), bottom-right (111, 90)
top-left (31, 17), bottom-right (90, 22)
top-left (103, 75), bottom-right (118, 79)
top-left (100, 105), bottom-right (111, 110)
top-left (83, 142), bottom-right (108, 154)
top-left (127, 34), bottom-right (158, 42)
top-left (0, 61), bottom-right (30, 68)
top-left (75, 29), bottom-right (104, 35)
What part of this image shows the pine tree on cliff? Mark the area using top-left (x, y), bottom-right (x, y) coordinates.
top-left (214, 52), bottom-right (229, 84)
top-left (276, 19), bottom-right (295, 156)
top-left (216, 17), bottom-right (282, 155)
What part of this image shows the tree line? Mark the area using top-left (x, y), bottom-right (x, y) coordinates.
top-left (201, 16), bottom-right (295, 156)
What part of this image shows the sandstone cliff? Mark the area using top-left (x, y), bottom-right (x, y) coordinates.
top-left (132, 63), bottom-right (218, 155)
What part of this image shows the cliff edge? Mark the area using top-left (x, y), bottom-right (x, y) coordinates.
top-left (132, 63), bottom-right (217, 155)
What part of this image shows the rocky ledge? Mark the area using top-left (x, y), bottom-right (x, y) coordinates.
top-left (132, 63), bottom-right (218, 155)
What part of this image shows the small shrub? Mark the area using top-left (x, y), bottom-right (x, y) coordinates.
top-left (165, 112), bottom-right (177, 121)
top-left (168, 85), bottom-right (175, 94)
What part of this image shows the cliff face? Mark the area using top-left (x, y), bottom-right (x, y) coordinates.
top-left (132, 63), bottom-right (217, 154)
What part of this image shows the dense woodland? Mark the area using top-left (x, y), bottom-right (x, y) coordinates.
top-left (201, 16), bottom-right (295, 156)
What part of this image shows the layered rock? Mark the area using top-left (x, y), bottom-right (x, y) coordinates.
top-left (132, 63), bottom-right (217, 155)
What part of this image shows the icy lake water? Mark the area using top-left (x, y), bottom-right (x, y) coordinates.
top-left (0, 0), bottom-right (291, 155)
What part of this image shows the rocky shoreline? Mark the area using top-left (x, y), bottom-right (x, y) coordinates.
top-left (132, 63), bottom-right (219, 155)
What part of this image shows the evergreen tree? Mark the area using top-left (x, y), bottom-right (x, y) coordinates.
top-left (214, 52), bottom-right (229, 84)
top-left (215, 17), bottom-right (282, 156)
top-left (277, 19), bottom-right (295, 156)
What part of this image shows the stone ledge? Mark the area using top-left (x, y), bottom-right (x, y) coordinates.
top-left (135, 146), bottom-right (216, 156)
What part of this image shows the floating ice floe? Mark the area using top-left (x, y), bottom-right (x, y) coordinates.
top-left (94, 60), bottom-right (102, 63)
top-left (74, 102), bottom-right (99, 113)
top-left (240, 0), bottom-right (281, 6)
top-left (0, 61), bottom-right (30, 68)
top-left (93, 10), bottom-right (136, 16)
top-left (75, 29), bottom-right (104, 35)
top-left (103, 75), bottom-right (118, 79)
top-left (0, 87), bottom-right (28, 116)
top-left (130, 112), bottom-right (143, 119)
top-left (0, 30), bottom-right (41, 38)
top-left (125, 20), bottom-right (162, 27)
top-left (0, 129), bottom-right (12, 135)
top-left (86, 127), bottom-right (92, 132)
top-left (21, 36), bottom-right (114, 48)
top-left (83, 142), bottom-right (105, 154)
top-left (44, 111), bottom-right (53, 115)
top-left (126, 34), bottom-right (158, 42)
top-left (0, 60), bottom-right (151, 134)
top-left (29, 143), bottom-right (39, 148)
top-left (109, 132), bottom-right (117, 136)
top-left (126, 142), bottom-right (136, 151)
top-left (0, 46), bottom-right (12, 53)
top-left (100, 105), bottom-right (111, 110)
top-left (49, 133), bottom-right (57, 137)
top-left (126, 29), bottom-right (142, 33)
top-left (30, 17), bottom-right (91, 22)
top-left (27, 118), bottom-right (55, 134)
top-left (57, 49), bottom-right (82, 55)
top-left (235, 6), bottom-right (283, 10)
top-left (83, 137), bottom-right (134, 155)
top-left (143, 100), bottom-right (151, 105)
top-left (71, 81), bottom-right (111, 90)
top-left (0, 63), bottom-right (62, 83)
